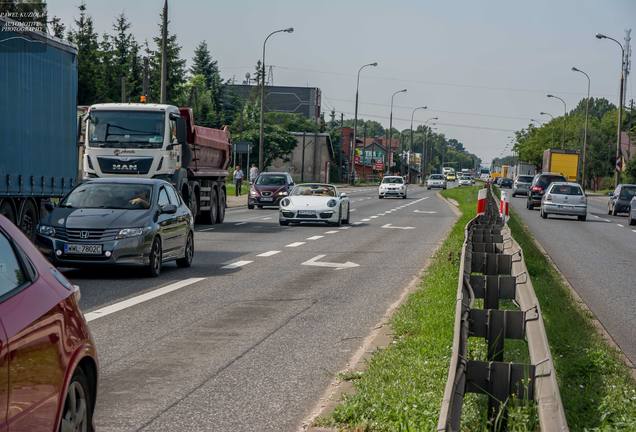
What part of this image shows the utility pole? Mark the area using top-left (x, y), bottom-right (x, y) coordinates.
top-left (362, 123), bottom-right (367, 182)
top-left (340, 112), bottom-right (344, 181)
top-left (159, 0), bottom-right (168, 104)
top-left (121, 76), bottom-right (126, 103)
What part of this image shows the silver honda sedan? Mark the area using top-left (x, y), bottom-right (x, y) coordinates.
top-left (540, 182), bottom-right (587, 221)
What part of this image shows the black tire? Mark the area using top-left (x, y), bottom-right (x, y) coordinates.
top-left (176, 232), bottom-right (194, 268)
top-left (578, 215), bottom-right (587, 221)
top-left (527, 200), bottom-right (534, 210)
top-left (331, 206), bottom-right (342, 227)
top-left (257, 205), bottom-right (263, 209)
top-left (217, 189), bottom-right (226, 223)
top-left (248, 204), bottom-right (255, 210)
top-left (629, 216), bottom-right (635, 226)
top-left (279, 219), bottom-right (289, 226)
top-left (427, 187), bottom-right (431, 190)
top-left (342, 206), bottom-right (350, 224)
top-left (608, 204), bottom-right (612, 215)
top-left (147, 237), bottom-right (162, 277)
top-left (60, 367), bottom-right (94, 432)
top-left (0, 199), bottom-right (16, 224)
top-left (18, 199), bottom-right (39, 240)
top-left (611, 206), bottom-right (617, 216)
top-left (540, 208), bottom-right (547, 219)
top-left (402, 194), bottom-right (407, 199)
top-left (512, 192), bottom-right (516, 198)
top-left (378, 195), bottom-right (384, 199)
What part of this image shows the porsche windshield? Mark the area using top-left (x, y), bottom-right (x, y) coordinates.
top-left (382, 177), bottom-right (404, 184)
top-left (61, 183), bottom-right (153, 210)
top-left (88, 111), bottom-right (165, 148)
top-left (291, 185), bottom-right (336, 197)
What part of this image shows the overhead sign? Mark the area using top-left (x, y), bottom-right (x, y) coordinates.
top-left (234, 141), bottom-right (253, 153)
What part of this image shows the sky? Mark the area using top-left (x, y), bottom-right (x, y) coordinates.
top-left (48, 0), bottom-right (635, 163)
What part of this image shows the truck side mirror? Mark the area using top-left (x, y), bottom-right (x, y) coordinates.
top-left (176, 117), bottom-right (187, 145)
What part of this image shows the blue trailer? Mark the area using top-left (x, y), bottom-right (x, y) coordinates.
top-left (0, 17), bottom-right (78, 238)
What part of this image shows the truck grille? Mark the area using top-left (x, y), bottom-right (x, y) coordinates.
top-left (54, 227), bottom-right (119, 242)
top-left (97, 157), bottom-right (153, 174)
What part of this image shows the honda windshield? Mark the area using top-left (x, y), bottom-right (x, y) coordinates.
top-left (61, 183), bottom-right (153, 210)
top-left (88, 111), bottom-right (165, 148)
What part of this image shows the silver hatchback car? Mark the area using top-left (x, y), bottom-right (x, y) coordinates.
top-left (540, 182), bottom-right (587, 221)
top-left (512, 175), bottom-right (534, 197)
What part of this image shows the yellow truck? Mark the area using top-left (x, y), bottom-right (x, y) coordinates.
top-left (542, 149), bottom-right (580, 182)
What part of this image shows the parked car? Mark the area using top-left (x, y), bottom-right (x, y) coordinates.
top-left (378, 176), bottom-right (407, 199)
top-left (607, 184), bottom-right (636, 216)
top-left (629, 196), bottom-right (636, 225)
top-left (499, 178), bottom-right (513, 188)
top-left (526, 172), bottom-right (567, 210)
top-left (279, 183), bottom-right (350, 226)
top-left (512, 175), bottom-right (534, 197)
top-left (248, 172), bottom-right (295, 209)
top-left (0, 214), bottom-right (98, 431)
top-left (540, 182), bottom-right (587, 221)
top-left (36, 178), bottom-right (194, 277)
top-left (426, 174), bottom-right (447, 190)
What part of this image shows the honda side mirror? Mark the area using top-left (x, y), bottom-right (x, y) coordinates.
top-left (161, 204), bottom-right (178, 214)
top-left (44, 202), bottom-right (55, 212)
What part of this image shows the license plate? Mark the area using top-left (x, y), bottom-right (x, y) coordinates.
top-left (260, 197), bottom-right (274, 202)
top-left (297, 210), bottom-right (315, 215)
top-left (64, 244), bottom-right (103, 255)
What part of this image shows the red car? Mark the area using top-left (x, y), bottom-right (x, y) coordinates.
top-left (0, 215), bottom-right (98, 431)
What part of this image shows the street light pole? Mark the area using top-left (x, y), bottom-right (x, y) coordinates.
top-left (540, 112), bottom-right (555, 147)
top-left (547, 94), bottom-right (567, 149)
top-left (421, 117), bottom-right (438, 179)
top-left (596, 33), bottom-right (626, 187)
top-left (572, 66), bottom-right (591, 187)
top-left (388, 89), bottom-right (407, 175)
top-left (259, 27), bottom-right (294, 172)
top-left (409, 106), bottom-right (427, 183)
top-left (352, 62), bottom-right (378, 184)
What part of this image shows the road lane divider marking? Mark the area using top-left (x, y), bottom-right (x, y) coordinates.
top-left (301, 254), bottom-right (359, 270)
top-left (414, 210), bottom-right (437, 214)
top-left (352, 222), bottom-right (363, 225)
top-left (306, 235), bottom-right (324, 240)
top-left (632, 229), bottom-right (636, 233)
top-left (617, 224), bottom-right (624, 227)
top-left (361, 218), bottom-right (371, 222)
top-left (381, 223), bottom-right (415, 230)
top-left (286, 241), bottom-right (306, 247)
top-left (350, 208), bottom-right (357, 212)
top-left (257, 250), bottom-right (281, 257)
top-left (262, 217), bottom-right (272, 220)
top-left (84, 277), bottom-right (206, 322)
top-left (339, 226), bottom-right (350, 230)
top-left (221, 260), bottom-right (253, 269)
top-left (198, 227), bottom-right (215, 232)
top-left (235, 222), bottom-right (247, 226)
top-left (370, 216), bottom-right (379, 219)
top-left (324, 230), bottom-right (339, 234)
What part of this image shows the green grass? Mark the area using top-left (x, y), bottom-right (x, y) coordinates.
top-left (507, 208), bottom-right (636, 430)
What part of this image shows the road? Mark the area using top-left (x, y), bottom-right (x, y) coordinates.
top-left (509, 193), bottom-right (636, 364)
top-left (64, 185), bottom-right (456, 432)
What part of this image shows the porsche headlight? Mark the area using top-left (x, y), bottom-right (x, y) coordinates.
top-left (281, 198), bottom-right (291, 207)
top-left (116, 228), bottom-right (144, 239)
top-left (327, 199), bottom-right (337, 208)
top-left (38, 225), bottom-right (56, 236)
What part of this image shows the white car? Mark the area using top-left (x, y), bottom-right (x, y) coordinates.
top-left (279, 183), bottom-right (350, 226)
top-left (458, 176), bottom-right (473, 186)
top-left (426, 174), bottom-right (447, 190)
top-left (379, 176), bottom-right (407, 199)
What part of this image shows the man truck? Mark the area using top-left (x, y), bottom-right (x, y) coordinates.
top-left (542, 149), bottom-right (580, 182)
top-left (81, 103), bottom-right (232, 224)
top-left (0, 18), bottom-right (79, 239)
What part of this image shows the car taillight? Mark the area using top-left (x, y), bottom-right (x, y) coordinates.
top-left (531, 186), bottom-right (543, 192)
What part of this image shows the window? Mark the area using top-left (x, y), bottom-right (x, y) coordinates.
top-left (62, 183), bottom-right (153, 210)
top-left (158, 187), bottom-right (170, 207)
top-left (169, 118), bottom-right (178, 144)
top-left (550, 184), bottom-right (582, 195)
top-left (0, 232), bottom-right (27, 298)
top-left (166, 185), bottom-right (181, 205)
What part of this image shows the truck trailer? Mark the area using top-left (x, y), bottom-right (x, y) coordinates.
top-left (81, 103), bottom-right (232, 224)
top-left (0, 18), bottom-right (79, 239)
top-left (542, 149), bottom-right (580, 182)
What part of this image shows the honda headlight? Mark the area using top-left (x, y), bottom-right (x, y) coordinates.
top-left (116, 228), bottom-right (144, 239)
top-left (38, 225), bottom-right (56, 236)
top-left (281, 198), bottom-right (291, 207)
top-left (327, 199), bottom-right (337, 208)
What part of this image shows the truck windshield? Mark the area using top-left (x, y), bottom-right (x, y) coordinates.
top-left (88, 111), bottom-right (165, 148)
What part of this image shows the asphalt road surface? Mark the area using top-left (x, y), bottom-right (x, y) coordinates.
top-left (64, 185), bottom-right (457, 432)
top-left (509, 192), bottom-right (636, 365)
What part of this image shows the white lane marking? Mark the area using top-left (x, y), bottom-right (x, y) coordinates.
top-left (350, 208), bottom-right (357, 212)
top-left (381, 223), bottom-right (415, 230)
top-left (198, 227), bottom-right (215, 232)
top-left (257, 250), bottom-right (281, 257)
top-left (262, 217), bottom-right (272, 220)
top-left (286, 242), bottom-right (305, 247)
top-left (85, 278), bottom-right (206, 322)
top-left (593, 215), bottom-right (600, 218)
top-left (414, 210), bottom-right (437, 214)
top-left (370, 216), bottom-right (379, 219)
top-left (361, 218), bottom-right (371, 222)
top-left (324, 230), bottom-right (339, 234)
top-left (617, 224), bottom-right (624, 228)
top-left (222, 260), bottom-right (253, 269)
top-left (306, 235), bottom-right (324, 240)
top-left (339, 226), bottom-right (350, 230)
top-left (301, 254), bottom-right (359, 270)
top-left (352, 222), bottom-right (363, 225)
top-left (632, 229), bottom-right (636, 233)
top-left (235, 222), bottom-right (247, 226)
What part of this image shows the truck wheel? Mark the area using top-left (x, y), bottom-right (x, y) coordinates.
top-left (209, 189), bottom-right (219, 224)
top-left (0, 199), bottom-right (16, 224)
top-left (216, 189), bottom-right (226, 223)
top-left (18, 199), bottom-right (39, 240)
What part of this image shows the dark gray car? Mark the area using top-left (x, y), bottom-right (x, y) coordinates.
top-left (607, 184), bottom-right (636, 216)
top-left (36, 178), bottom-right (194, 277)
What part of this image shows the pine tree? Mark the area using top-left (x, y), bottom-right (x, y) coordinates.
top-left (67, 3), bottom-right (100, 105)
top-left (149, 8), bottom-right (186, 104)
top-left (128, 40), bottom-right (144, 101)
top-left (111, 13), bottom-right (133, 101)
top-left (190, 41), bottom-right (223, 113)
top-left (49, 16), bottom-right (65, 39)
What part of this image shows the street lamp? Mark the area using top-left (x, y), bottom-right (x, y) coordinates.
top-left (422, 117), bottom-right (438, 178)
top-left (540, 112), bottom-right (556, 147)
top-left (258, 27), bottom-right (294, 171)
top-left (351, 62), bottom-right (378, 184)
top-left (388, 89), bottom-right (407, 174)
top-left (547, 94), bottom-right (567, 148)
top-left (596, 32), bottom-right (626, 187)
top-left (572, 66), bottom-right (591, 187)
top-left (408, 106), bottom-right (427, 182)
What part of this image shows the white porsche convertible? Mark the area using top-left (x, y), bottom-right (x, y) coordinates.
top-left (279, 183), bottom-right (350, 226)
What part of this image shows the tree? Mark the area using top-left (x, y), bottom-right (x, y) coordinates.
top-left (49, 16), bottom-right (65, 39)
top-left (149, 8), bottom-right (186, 104)
top-left (190, 41), bottom-right (223, 116)
top-left (67, 3), bottom-right (100, 105)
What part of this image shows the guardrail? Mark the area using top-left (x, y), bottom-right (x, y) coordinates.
top-left (437, 186), bottom-right (568, 431)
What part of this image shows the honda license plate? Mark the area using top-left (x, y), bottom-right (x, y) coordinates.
top-left (64, 244), bottom-right (103, 255)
